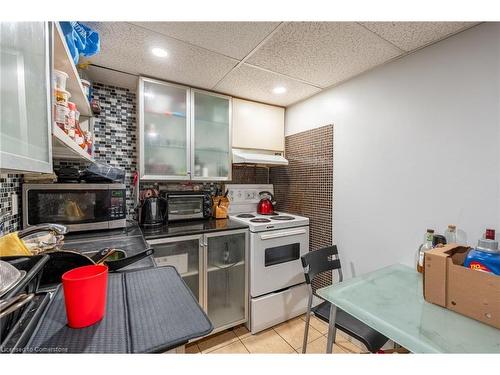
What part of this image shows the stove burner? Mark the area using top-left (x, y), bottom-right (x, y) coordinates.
top-left (237, 214), bottom-right (256, 218)
top-left (270, 215), bottom-right (295, 221)
top-left (250, 218), bottom-right (271, 223)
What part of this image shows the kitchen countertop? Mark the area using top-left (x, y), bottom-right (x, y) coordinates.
top-left (142, 218), bottom-right (248, 240)
top-left (63, 224), bottom-right (144, 242)
top-left (62, 223), bottom-right (155, 270)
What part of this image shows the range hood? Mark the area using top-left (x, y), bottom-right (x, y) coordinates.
top-left (232, 148), bottom-right (289, 166)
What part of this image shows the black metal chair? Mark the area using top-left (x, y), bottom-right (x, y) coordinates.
top-left (301, 245), bottom-right (388, 353)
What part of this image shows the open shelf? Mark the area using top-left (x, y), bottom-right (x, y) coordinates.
top-left (195, 119), bottom-right (229, 127)
top-left (180, 265), bottom-right (200, 278)
top-left (52, 125), bottom-right (94, 161)
top-left (207, 261), bottom-right (245, 273)
top-left (53, 22), bottom-right (92, 117)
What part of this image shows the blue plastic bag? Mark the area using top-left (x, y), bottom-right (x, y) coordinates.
top-left (59, 22), bottom-right (100, 65)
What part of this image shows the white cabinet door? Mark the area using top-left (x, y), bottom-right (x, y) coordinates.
top-left (191, 89), bottom-right (231, 181)
top-left (139, 77), bottom-right (191, 180)
top-left (0, 22), bottom-right (52, 173)
top-left (232, 98), bottom-right (284, 152)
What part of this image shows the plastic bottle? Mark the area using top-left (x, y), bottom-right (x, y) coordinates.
top-left (463, 238), bottom-right (500, 275)
top-left (67, 102), bottom-right (76, 140)
top-left (417, 229), bottom-right (434, 273)
top-left (444, 225), bottom-right (457, 244)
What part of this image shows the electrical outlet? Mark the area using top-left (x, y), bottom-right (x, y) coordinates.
top-left (11, 193), bottom-right (18, 215)
top-left (234, 190), bottom-right (244, 202)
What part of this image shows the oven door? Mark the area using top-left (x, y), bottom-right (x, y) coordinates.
top-left (250, 226), bottom-right (309, 298)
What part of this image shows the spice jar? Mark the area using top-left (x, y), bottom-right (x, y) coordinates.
top-left (67, 102), bottom-right (77, 139)
top-left (85, 131), bottom-right (93, 155)
top-left (55, 89), bottom-right (71, 107)
top-left (55, 104), bottom-right (69, 131)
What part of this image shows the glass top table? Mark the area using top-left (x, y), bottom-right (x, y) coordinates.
top-left (316, 264), bottom-right (500, 353)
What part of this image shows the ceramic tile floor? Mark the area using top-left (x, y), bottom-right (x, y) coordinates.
top-left (185, 314), bottom-right (366, 354)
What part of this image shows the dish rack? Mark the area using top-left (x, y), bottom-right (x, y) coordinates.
top-left (0, 255), bottom-right (50, 352)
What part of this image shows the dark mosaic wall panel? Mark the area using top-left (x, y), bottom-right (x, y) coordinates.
top-left (269, 124), bottom-right (333, 291)
top-left (231, 165), bottom-right (269, 184)
top-left (0, 174), bottom-right (23, 235)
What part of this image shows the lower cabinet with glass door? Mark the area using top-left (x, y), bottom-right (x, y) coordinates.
top-left (147, 229), bottom-right (248, 333)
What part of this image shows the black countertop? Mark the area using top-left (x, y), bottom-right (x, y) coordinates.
top-left (142, 218), bottom-right (248, 240)
top-left (62, 223), bottom-right (154, 270)
top-left (63, 224), bottom-right (143, 242)
top-left (61, 219), bottom-right (248, 266)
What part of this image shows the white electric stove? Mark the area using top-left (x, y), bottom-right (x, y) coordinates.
top-left (226, 184), bottom-right (310, 334)
top-left (229, 212), bottom-right (309, 232)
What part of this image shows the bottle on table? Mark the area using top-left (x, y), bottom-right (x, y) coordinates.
top-left (417, 229), bottom-right (434, 273)
top-left (463, 233), bottom-right (500, 275)
top-left (444, 225), bottom-right (457, 244)
top-left (485, 228), bottom-right (495, 240)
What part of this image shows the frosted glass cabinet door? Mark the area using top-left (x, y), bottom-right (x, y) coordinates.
top-left (205, 230), bottom-right (247, 330)
top-left (191, 90), bottom-right (231, 181)
top-left (139, 78), bottom-right (190, 180)
top-left (148, 236), bottom-right (202, 302)
top-left (0, 22), bottom-right (52, 173)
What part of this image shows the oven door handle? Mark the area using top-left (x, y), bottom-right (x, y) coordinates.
top-left (167, 195), bottom-right (204, 199)
top-left (259, 228), bottom-right (307, 240)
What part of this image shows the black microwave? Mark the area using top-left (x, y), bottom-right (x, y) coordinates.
top-left (163, 191), bottom-right (212, 222)
top-left (22, 183), bottom-right (127, 232)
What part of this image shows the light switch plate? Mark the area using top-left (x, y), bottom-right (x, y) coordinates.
top-left (11, 193), bottom-right (18, 215)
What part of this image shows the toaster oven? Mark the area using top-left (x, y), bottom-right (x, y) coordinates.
top-left (163, 191), bottom-right (212, 222)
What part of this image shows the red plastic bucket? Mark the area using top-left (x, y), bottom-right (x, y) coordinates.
top-left (62, 264), bottom-right (108, 328)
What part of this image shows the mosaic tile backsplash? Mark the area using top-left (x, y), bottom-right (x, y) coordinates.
top-left (231, 165), bottom-right (269, 184)
top-left (0, 174), bottom-right (23, 235)
top-left (270, 124), bottom-right (334, 291)
top-left (88, 82), bottom-right (137, 213)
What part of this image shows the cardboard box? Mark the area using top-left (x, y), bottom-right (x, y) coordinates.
top-left (424, 244), bottom-right (500, 329)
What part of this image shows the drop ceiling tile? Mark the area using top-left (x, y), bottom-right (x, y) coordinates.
top-left (215, 64), bottom-right (321, 106)
top-left (86, 65), bottom-right (138, 90)
top-left (361, 22), bottom-right (479, 52)
top-left (246, 22), bottom-right (403, 88)
top-left (131, 22), bottom-right (281, 60)
top-left (83, 22), bottom-right (238, 89)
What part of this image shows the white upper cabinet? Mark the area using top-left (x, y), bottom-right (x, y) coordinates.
top-left (232, 98), bottom-right (285, 152)
top-left (0, 22), bottom-right (52, 174)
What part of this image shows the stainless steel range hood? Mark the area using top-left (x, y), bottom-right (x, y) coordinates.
top-left (232, 148), bottom-right (288, 166)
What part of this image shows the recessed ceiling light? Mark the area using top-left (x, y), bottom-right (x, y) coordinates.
top-left (273, 86), bottom-right (287, 94)
top-left (151, 47), bottom-right (168, 58)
